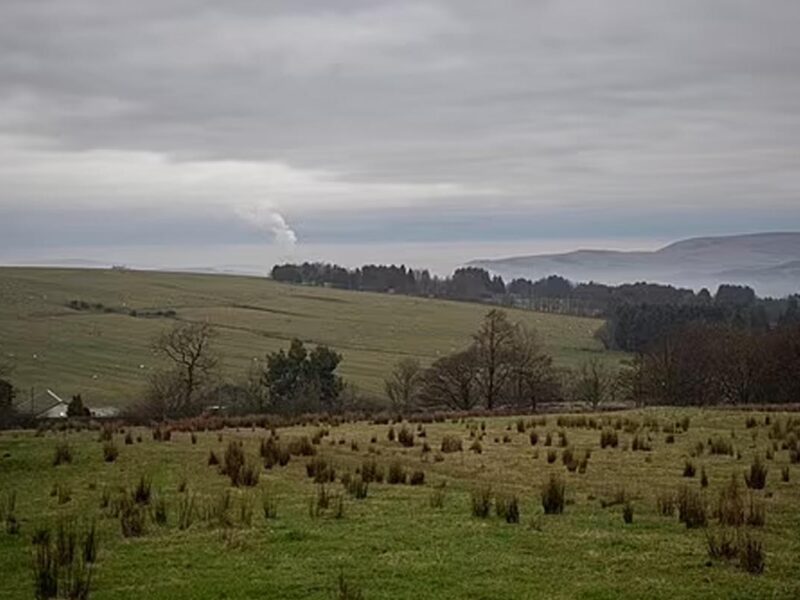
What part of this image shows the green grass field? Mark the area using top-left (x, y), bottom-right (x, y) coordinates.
top-left (1, 409), bottom-right (798, 599)
top-left (0, 267), bottom-right (617, 409)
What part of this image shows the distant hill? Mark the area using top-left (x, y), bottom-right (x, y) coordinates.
top-left (469, 232), bottom-right (800, 297)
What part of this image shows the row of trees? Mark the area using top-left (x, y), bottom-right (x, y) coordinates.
top-left (385, 310), bottom-right (564, 412)
top-left (140, 322), bottom-right (345, 419)
top-left (271, 261), bottom-right (798, 325)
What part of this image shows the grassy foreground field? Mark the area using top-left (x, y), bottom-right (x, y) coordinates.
top-left (1, 409), bottom-right (799, 599)
top-left (0, 267), bottom-right (615, 408)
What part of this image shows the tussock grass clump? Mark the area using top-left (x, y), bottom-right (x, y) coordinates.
top-left (151, 496), bottom-right (168, 526)
top-left (260, 437), bottom-right (290, 468)
top-left (600, 429), bottom-right (618, 449)
top-left (360, 459), bottom-right (384, 484)
top-left (429, 484), bottom-right (446, 509)
top-left (120, 499), bottom-right (147, 537)
top-left (631, 435), bottom-right (651, 452)
top-left (441, 435), bottom-right (463, 453)
top-left (717, 474), bottom-right (745, 527)
top-left (132, 475), bottom-right (152, 505)
top-left (707, 529), bottom-right (738, 561)
top-left (409, 470), bottom-right (426, 486)
top-left (496, 494), bottom-right (520, 524)
top-left (622, 502), bottom-right (634, 524)
top-left (529, 431), bottom-right (539, 446)
top-left (656, 491), bottom-right (675, 517)
top-left (333, 572), bottom-right (365, 600)
top-left (541, 474), bottom-right (565, 515)
top-left (600, 486), bottom-right (627, 508)
top-left (124, 431), bottom-right (133, 445)
top-left (3, 491), bottom-right (19, 535)
top-left (677, 485), bottom-right (706, 528)
top-left (345, 475), bottom-right (369, 499)
top-left (469, 440), bottom-right (483, 454)
top-left (683, 460), bottom-right (696, 478)
top-left (471, 486), bottom-right (492, 518)
top-left (387, 427), bottom-right (395, 442)
top-left (546, 450), bottom-right (557, 464)
top-left (781, 466), bottom-right (789, 482)
top-left (544, 432), bottom-right (553, 446)
top-left (306, 456), bottom-right (336, 483)
top-left (738, 534), bottom-right (765, 574)
top-left (387, 461), bottom-right (407, 485)
top-left (102, 441), bottom-right (119, 463)
top-left (261, 490), bottom-right (278, 519)
top-left (287, 436), bottom-right (316, 457)
top-left (33, 522), bottom-right (96, 600)
top-left (397, 426), bottom-right (415, 447)
top-left (178, 493), bottom-right (196, 530)
top-left (744, 456), bottom-right (768, 490)
top-left (207, 450), bottom-right (220, 466)
top-left (222, 440), bottom-right (246, 486)
top-left (700, 467), bottom-right (709, 488)
top-left (708, 437), bottom-right (734, 456)
top-left (746, 496), bottom-right (766, 527)
top-left (53, 442), bottom-right (72, 466)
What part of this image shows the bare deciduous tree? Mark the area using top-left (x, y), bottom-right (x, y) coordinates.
top-left (473, 309), bottom-right (518, 410)
top-left (384, 358), bottom-right (423, 411)
top-left (419, 347), bottom-right (480, 411)
top-left (147, 321), bottom-right (218, 418)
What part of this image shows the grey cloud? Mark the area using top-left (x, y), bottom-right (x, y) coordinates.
top-left (0, 0), bottom-right (799, 246)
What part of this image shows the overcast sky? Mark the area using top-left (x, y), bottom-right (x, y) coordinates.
top-left (1, 0), bottom-right (799, 266)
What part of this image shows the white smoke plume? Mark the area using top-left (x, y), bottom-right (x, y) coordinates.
top-left (238, 202), bottom-right (298, 252)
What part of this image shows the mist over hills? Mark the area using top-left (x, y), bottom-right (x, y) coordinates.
top-left (469, 232), bottom-right (800, 297)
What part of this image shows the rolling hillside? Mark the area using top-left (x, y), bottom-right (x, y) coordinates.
top-left (0, 267), bottom-right (616, 408)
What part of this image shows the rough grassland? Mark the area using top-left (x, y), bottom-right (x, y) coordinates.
top-left (0, 267), bottom-right (616, 407)
top-left (1, 409), bottom-right (799, 599)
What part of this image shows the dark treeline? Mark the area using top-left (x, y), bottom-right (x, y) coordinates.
top-left (630, 322), bottom-right (800, 406)
top-left (271, 262), bottom-right (799, 354)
